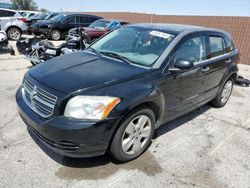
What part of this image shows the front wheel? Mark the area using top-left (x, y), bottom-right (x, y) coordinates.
top-left (109, 107), bottom-right (155, 162)
top-left (50, 29), bottom-right (61, 41)
top-left (210, 78), bottom-right (234, 107)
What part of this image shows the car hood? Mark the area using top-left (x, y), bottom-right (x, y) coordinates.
top-left (28, 51), bottom-right (148, 94)
top-left (33, 20), bottom-right (56, 26)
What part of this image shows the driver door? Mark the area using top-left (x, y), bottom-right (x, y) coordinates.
top-left (159, 34), bottom-right (209, 122)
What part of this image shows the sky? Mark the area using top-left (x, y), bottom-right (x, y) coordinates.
top-left (2, 0), bottom-right (250, 16)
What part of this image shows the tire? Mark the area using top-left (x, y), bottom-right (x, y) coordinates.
top-left (109, 107), bottom-right (156, 162)
top-left (7, 27), bottom-right (21, 41)
top-left (50, 29), bottom-right (61, 41)
top-left (210, 78), bottom-right (234, 107)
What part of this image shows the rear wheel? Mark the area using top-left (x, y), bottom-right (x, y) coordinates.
top-left (50, 29), bottom-right (61, 41)
top-left (7, 27), bottom-right (21, 41)
top-left (109, 107), bottom-right (155, 162)
top-left (210, 78), bottom-right (234, 107)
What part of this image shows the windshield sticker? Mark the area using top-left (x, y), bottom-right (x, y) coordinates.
top-left (149, 31), bottom-right (174, 40)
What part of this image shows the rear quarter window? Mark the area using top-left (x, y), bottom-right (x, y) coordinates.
top-left (209, 36), bottom-right (225, 57)
top-left (89, 16), bottom-right (99, 23)
top-left (0, 10), bottom-right (15, 17)
top-left (78, 16), bottom-right (89, 24)
top-left (224, 37), bottom-right (235, 52)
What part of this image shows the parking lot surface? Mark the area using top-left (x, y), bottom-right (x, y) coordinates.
top-left (0, 41), bottom-right (250, 188)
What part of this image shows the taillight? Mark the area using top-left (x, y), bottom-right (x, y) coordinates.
top-left (18, 18), bottom-right (27, 23)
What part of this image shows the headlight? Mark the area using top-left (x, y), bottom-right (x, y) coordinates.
top-left (64, 96), bottom-right (121, 120)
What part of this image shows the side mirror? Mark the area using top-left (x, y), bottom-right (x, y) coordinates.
top-left (169, 59), bottom-right (194, 72)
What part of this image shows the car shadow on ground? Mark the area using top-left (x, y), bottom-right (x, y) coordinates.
top-left (29, 104), bottom-right (212, 168)
top-left (0, 48), bottom-right (11, 55)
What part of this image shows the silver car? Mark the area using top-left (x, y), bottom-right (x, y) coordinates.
top-left (0, 8), bottom-right (29, 40)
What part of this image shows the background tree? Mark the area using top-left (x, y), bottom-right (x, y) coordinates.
top-left (11, 0), bottom-right (38, 11)
top-left (39, 8), bottom-right (48, 13)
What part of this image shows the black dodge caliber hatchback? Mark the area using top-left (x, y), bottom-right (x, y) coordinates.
top-left (16, 24), bottom-right (239, 162)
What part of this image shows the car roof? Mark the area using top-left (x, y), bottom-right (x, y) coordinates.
top-left (130, 23), bottom-right (229, 36)
top-left (98, 19), bottom-right (128, 23)
top-left (0, 8), bottom-right (17, 12)
top-left (19, 10), bottom-right (40, 13)
top-left (63, 12), bottom-right (102, 18)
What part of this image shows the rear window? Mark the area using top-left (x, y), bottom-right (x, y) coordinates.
top-left (89, 16), bottom-right (99, 23)
top-left (209, 36), bottom-right (225, 57)
top-left (0, 10), bottom-right (15, 17)
top-left (224, 37), bottom-right (234, 53)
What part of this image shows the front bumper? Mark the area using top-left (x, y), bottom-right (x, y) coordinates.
top-left (16, 87), bottom-right (119, 158)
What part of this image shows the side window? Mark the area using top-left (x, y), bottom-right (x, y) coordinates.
top-left (64, 16), bottom-right (75, 24)
top-left (0, 10), bottom-right (15, 17)
top-left (209, 36), bottom-right (225, 57)
top-left (174, 36), bottom-right (207, 64)
top-left (79, 16), bottom-right (89, 24)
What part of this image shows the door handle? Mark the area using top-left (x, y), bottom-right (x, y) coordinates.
top-left (225, 59), bottom-right (232, 63)
top-left (200, 67), bottom-right (210, 72)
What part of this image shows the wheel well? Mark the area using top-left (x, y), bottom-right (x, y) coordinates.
top-left (229, 72), bottom-right (237, 82)
top-left (107, 101), bottom-right (161, 152)
top-left (130, 102), bottom-right (160, 122)
top-left (7, 26), bottom-right (22, 34)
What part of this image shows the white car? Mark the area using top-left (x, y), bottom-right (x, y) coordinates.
top-left (0, 8), bottom-right (29, 40)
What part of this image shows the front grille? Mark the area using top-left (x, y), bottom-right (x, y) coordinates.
top-left (22, 78), bottom-right (57, 118)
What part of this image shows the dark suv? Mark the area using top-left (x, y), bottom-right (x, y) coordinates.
top-left (30, 13), bottom-right (102, 40)
top-left (16, 24), bottom-right (239, 162)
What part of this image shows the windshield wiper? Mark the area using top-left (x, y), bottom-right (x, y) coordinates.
top-left (99, 51), bottom-right (133, 65)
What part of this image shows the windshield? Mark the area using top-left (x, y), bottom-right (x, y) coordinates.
top-left (50, 14), bottom-right (66, 21)
top-left (89, 20), bottom-right (110, 30)
top-left (29, 13), bottom-right (41, 19)
top-left (90, 26), bottom-right (176, 67)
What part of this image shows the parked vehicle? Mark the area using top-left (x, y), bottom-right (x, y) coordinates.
top-left (16, 27), bottom-right (87, 65)
top-left (16, 24), bottom-right (239, 162)
top-left (30, 13), bottom-right (102, 40)
top-left (26, 12), bottom-right (61, 34)
top-left (0, 16), bottom-right (29, 40)
top-left (80, 19), bottom-right (129, 43)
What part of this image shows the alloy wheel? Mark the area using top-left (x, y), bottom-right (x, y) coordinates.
top-left (221, 80), bottom-right (233, 104)
top-left (8, 28), bottom-right (21, 40)
top-left (121, 115), bottom-right (152, 155)
top-left (51, 30), bottom-right (60, 40)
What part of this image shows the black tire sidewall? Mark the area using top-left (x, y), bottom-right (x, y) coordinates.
top-left (110, 107), bottom-right (156, 162)
top-left (214, 78), bottom-right (234, 107)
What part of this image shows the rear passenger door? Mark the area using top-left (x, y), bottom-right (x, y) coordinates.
top-left (199, 32), bottom-right (235, 100)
